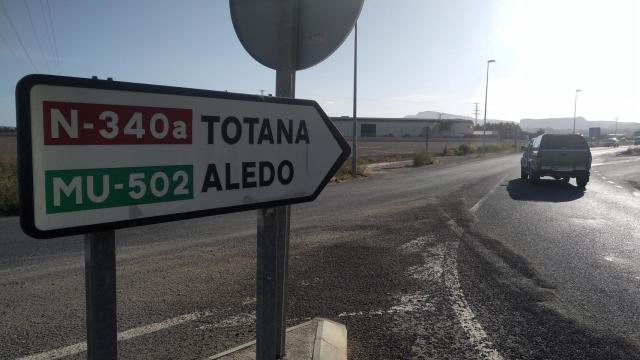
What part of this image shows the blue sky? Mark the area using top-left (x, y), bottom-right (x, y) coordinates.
top-left (0, 0), bottom-right (638, 127)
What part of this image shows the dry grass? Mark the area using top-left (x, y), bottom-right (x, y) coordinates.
top-left (333, 158), bottom-right (369, 180)
top-left (0, 157), bottom-right (18, 216)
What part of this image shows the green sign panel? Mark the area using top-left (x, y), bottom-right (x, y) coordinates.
top-left (45, 165), bottom-right (193, 213)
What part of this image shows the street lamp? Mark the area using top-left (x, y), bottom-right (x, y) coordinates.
top-left (573, 89), bottom-right (581, 134)
top-left (482, 59), bottom-right (496, 153)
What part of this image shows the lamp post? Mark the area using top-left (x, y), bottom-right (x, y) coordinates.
top-left (482, 59), bottom-right (496, 154)
top-left (573, 89), bottom-right (581, 134)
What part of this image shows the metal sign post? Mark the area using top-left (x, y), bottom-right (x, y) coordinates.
top-left (84, 230), bottom-right (118, 360)
top-left (229, 2), bottom-right (361, 356)
top-left (256, 0), bottom-right (297, 358)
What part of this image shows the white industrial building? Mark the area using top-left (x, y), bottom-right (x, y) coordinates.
top-left (331, 117), bottom-right (474, 138)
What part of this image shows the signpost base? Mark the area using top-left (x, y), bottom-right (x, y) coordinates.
top-left (85, 231), bottom-right (118, 360)
top-left (256, 206), bottom-right (290, 359)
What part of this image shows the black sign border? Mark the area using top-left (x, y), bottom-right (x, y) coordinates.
top-left (16, 74), bottom-right (351, 239)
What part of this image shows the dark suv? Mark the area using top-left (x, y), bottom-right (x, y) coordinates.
top-left (521, 134), bottom-right (592, 187)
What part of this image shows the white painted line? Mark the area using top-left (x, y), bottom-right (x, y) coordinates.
top-left (445, 220), bottom-right (504, 360)
top-left (470, 174), bottom-right (509, 213)
top-left (592, 157), bottom-right (640, 167)
top-left (602, 176), bottom-right (608, 180)
top-left (608, 181), bottom-right (615, 184)
top-left (616, 185), bottom-right (623, 189)
top-left (18, 310), bottom-right (217, 360)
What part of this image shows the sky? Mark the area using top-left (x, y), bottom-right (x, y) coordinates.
top-left (0, 0), bottom-right (638, 127)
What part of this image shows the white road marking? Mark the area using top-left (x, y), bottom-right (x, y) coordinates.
top-left (18, 310), bottom-right (218, 360)
top-left (338, 294), bottom-right (436, 318)
top-left (608, 181), bottom-right (615, 184)
top-left (397, 232), bottom-right (503, 359)
top-left (592, 157), bottom-right (640, 167)
top-left (196, 313), bottom-right (255, 331)
top-left (470, 174), bottom-right (509, 213)
top-left (616, 185), bottom-right (623, 189)
top-left (445, 220), bottom-right (504, 360)
top-left (602, 176), bottom-right (608, 180)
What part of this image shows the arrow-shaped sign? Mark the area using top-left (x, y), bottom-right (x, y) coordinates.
top-left (16, 75), bottom-right (350, 238)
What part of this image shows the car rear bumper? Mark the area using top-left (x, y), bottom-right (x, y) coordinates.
top-left (536, 169), bottom-right (589, 178)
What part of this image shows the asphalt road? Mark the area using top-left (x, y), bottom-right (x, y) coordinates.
top-left (1, 147), bottom-right (639, 359)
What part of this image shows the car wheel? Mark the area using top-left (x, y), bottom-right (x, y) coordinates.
top-left (576, 175), bottom-right (589, 187)
top-left (528, 168), bottom-right (539, 184)
top-left (520, 167), bottom-right (527, 180)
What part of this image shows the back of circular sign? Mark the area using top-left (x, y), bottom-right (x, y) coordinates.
top-left (230, 0), bottom-right (364, 70)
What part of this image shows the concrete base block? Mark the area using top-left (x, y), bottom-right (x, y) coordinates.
top-left (209, 318), bottom-right (347, 360)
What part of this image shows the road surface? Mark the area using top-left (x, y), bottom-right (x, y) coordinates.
top-left (1, 147), bottom-right (639, 359)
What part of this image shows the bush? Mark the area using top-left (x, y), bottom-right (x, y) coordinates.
top-left (456, 143), bottom-right (477, 155)
top-left (441, 145), bottom-right (456, 156)
top-left (0, 158), bottom-right (19, 216)
top-left (620, 147), bottom-right (640, 156)
top-left (334, 158), bottom-right (368, 180)
top-left (413, 152), bottom-right (436, 166)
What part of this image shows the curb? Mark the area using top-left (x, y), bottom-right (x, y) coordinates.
top-left (208, 317), bottom-right (347, 360)
top-left (312, 318), bottom-right (348, 360)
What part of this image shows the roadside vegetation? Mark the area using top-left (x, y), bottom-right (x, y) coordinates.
top-left (441, 143), bottom-right (516, 156)
top-left (334, 158), bottom-right (368, 180)
top-left (620, 147), bottom-right (640, 156)
top-left (413, 152), bottom-right (436, 166)
top-left (0, 157), bottom-right (19, 216)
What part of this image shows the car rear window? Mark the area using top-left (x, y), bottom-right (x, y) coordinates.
top-left (540, 135), bottom-right (589, 150)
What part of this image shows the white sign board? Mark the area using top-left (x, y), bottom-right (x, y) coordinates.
top-left (16, 75), bottom-right (350, 238)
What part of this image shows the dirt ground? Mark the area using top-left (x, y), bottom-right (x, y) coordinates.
top-left (0, 135), bottom-right (16, 160)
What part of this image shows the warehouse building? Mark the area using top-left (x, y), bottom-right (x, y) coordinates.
top-left (331, 117), bottom-right (474, 138)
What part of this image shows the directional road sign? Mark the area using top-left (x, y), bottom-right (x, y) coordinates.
top-left (16, 75), bottom-right (350, 238)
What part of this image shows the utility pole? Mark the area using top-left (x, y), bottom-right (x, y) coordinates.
top-left (615, 117), bottom-right (619, 134)
top-left (483, 60), bottom-right (496, 154)
top-left (473, 103), bottom-right (480, 127)
top-left (573, 89), bottom-right (581, 134)
top-left (351, 22), bottom-right (358, 177)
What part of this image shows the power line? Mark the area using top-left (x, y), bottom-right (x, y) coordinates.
top-left (0, 30), bottom-right (23, 65)
top-left (24, 0), bottom-right (47, 72)
top-left (0, 0), bottom-right (39, 72)
top-left (45, 0), bottom-right (60, 71)
top-left (39, 0), bottom-right (57, 72)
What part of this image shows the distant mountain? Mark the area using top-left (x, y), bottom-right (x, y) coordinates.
top-left (520, 117), bottom-right (640, 134)
top-left (405, 111), bottom-right (513, 124)
top-left (405, 111), bottom-right (473, 120)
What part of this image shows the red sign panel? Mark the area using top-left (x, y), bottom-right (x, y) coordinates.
top-left (43, 101), bottom-right (192, 145)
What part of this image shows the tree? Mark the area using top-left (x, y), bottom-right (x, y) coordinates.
top-left (473, 122), bottom-right (523, 138)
